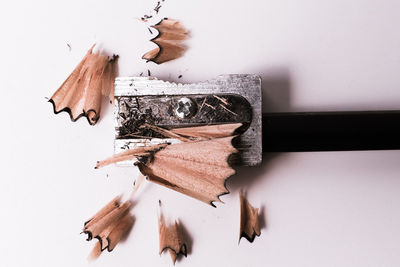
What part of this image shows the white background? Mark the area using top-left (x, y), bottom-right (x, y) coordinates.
top-left (1, 0), bottom-right (400, 266)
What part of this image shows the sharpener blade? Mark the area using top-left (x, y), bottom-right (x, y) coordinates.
top-left (113, 74), bottom-right (262, 166)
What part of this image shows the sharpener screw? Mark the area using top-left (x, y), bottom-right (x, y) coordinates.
top-left (175, 97), bottom-right (196, 119)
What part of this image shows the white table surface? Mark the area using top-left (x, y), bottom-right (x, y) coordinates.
top-left (1, 0), bottom-right (400, 266)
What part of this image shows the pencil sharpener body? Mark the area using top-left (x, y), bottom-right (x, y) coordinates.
top-left (113, 74), bottom-right (262, 166)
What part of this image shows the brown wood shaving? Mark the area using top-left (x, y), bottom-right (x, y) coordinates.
top-left (49, 44), bottom-right (118, 125)
top-left (138, 136), bottom-right (238, 205)
top-left (158, 202), bottom-right (187, 264)
top-left (83, 196), bottom-right (134, 259)
top-left (141, 123), bottom-right (192, 142)
top-left (219, 104), bottom-right (238, 116)
top-left (96, 124), bottom-right (241, 205)
top-left (213, 95), bottom-right (229, 106)
top-left (142, 18), bottom-right (188, 64)
top-left (239, 192), bottom-right (261, 243)
top-left (203, 102), bottom-right (216, 110)
top-left (170, 123), bottom-right (242, 139)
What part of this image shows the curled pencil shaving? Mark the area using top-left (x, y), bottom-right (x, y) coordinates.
top-left (239, 192), bottom-right (261, 243)
top-left (158, 203), bottom-right (187, 264)
top-left (49, 44), bottom-right (118, 125)
top-left (83, 196), bottom-right (133, 260)
top-left (96, 124), bottom-right (241, 205)
top-left (142, 18), bottom-right (188, 64)
top-left (138, 136), bottom-right (237, 205)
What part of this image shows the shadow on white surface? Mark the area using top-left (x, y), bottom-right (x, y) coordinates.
top-left (228, 153), bottom-right (282, 193)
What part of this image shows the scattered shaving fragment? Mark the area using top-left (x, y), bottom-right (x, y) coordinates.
top-left (83, 196), bottom-right (133, 260)
top-left (154, 1), bottom-right (162, 13)
top-left (141, 14), bottom-right (153, 22)
top-left (142, 18), bottom-right (188, 64)
top-left (96, 124), bottom-right (241, 205)
top-left (239, 192), bottom-right (261, 243)
top-left (158, 201), bottom-right (187, 264)
top-left (140, 0), bottom-right (165, 22)
top-left (220, 104), bottom-right (238, 116)
top-left (49, 44), bottom-right (118, 125)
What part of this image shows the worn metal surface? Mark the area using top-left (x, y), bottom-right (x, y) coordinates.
top-left (115, 94), bottom-right (252, 138)
top-left (114, 74), bottom-right (262, 166)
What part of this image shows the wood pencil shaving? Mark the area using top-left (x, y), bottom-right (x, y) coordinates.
top-left (96, 124), bottom-right (241, 205)
top-left (83, 196), bottom-right (133, 260)
top-left (138, 136), bottom-right (237, 205)
top-left (49, 44), bottom-right (118, 125)
top-left (239, 192), bottom-right (261, 243)
top-left (158, 201), bottom-right (187, 264)
top-left (142, 18), bottom-right (188, 64)
top-left (170, 123), bottom-right (242, 139)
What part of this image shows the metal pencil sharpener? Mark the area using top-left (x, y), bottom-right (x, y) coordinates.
top-left (113, 74), bottom-right (262, 166)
